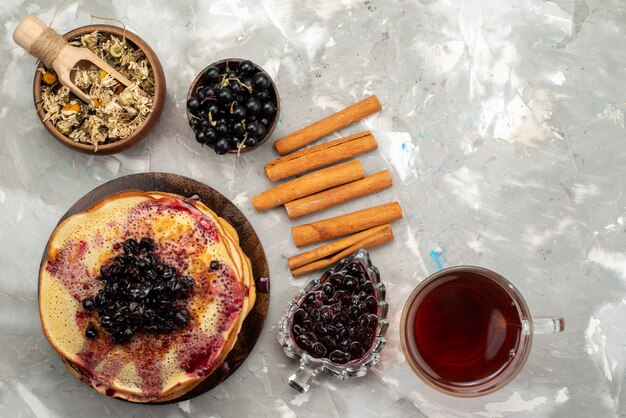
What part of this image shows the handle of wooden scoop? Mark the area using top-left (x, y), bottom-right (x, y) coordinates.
top-left (13, 16), bottom-right (68, 68)
top-left (14, 15), bottom-right (147, 105)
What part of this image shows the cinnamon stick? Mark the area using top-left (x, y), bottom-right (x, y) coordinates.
top-left (284, 170), bottom-right (393, 219)
top-left (274, 95), bottom-right (382, 155)
top-left (291, 201), bottom-right (402, 247)
top-left (252, 160), bottom-right (364, 211)
top-left (290, 225), bottom-right (394, 277)
top-left (288, 224), bottom-right (391, 270)
top-left (265, 131), bottom-right (377, 182)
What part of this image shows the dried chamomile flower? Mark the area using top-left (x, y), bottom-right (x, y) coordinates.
top-left (39, 31), bottom-right (154, 148)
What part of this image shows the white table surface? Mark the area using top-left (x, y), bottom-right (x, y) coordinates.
top-left (1, 0), bottom-right (625, 416)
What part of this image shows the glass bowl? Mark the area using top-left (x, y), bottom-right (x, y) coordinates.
top-left (278, 249), bottom-right (389, 392)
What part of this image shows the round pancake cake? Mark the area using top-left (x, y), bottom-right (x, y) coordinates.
top-left (39, 190), bottom-right (256, 402)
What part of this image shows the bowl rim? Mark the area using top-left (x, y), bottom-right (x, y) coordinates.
top-left (185, 58), bottom-right (280, 154)
top-left (32, 24), bottom-right (166, 155)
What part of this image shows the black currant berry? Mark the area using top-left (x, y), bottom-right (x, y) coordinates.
top-left (252, 73), bottom-right (270, 90)
top-left (261, 101), bottom-right (276, 116)
top-left (245, 98), bottom-right (261, 115)
top-left (187, 97), bottom-right (201, 112)
top-left (217, 88), bottom-right (233, 104)
top-left (215, 138), bottom-right (230, 154)
top-left (205, 66), bottom-right (220, 82)
top-left (238, 60), bottom-right (255, 76)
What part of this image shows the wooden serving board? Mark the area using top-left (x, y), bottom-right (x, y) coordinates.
top-left (39, 172), bottom-right (270, 403)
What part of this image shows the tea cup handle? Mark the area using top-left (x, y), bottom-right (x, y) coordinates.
top-left (533, 317), bottom-right (565, 334)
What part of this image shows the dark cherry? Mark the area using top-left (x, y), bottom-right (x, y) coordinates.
top-left (322, 283), bottom-right (334, 297)
top-left (312, 342), bottom-right (327, 358)
top-left (296, 335), bottom-right (311, 350)
top-left (290, 259), bottom-right (378, 365)
top-left (362, 281), bottom-right (374, 293)
top-left (365, 296), bottom-right (377, 312)
top-left (324, 335), bottom-right (337, 350)
top-left (313, 322), bottom-right (328, 336)
top-left (329, 350), bottom-right (350, 364)
top-left (349, 341), bottom-right (364, 358)
top-left (292, 324), bottom-right (304, 336)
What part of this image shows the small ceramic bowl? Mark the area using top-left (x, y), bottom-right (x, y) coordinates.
top-left (186, 58), bottom-right (280, 154)
top-left (32, 24), bottom-right (166, 155)
top-left (278, 250), bottom-right (389, 393)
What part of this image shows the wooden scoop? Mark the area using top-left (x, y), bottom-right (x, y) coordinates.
top-left (13, 16), bottom-right (139, 104)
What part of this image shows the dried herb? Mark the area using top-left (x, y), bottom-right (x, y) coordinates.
top-left (39, 31), bottom-right (155, 150)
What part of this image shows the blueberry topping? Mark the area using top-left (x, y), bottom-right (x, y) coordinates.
top-left (82, 297), bottom-right (96, 311)
top-left (81, 238), bottom-right (195, 344)
top-left (85, 322), bottom-right (98, 339)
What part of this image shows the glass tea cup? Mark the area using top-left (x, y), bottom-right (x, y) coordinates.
top-left (400, 266), bottom-right (564, 397)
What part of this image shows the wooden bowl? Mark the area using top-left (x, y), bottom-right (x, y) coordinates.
top-left (32, 24), bottom-right (166, 155)
top-left (186, 58), bottom-right (280, 154)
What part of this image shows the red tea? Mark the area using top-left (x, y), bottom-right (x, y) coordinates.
top-left (408, 270), bottom-right (522, 387)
